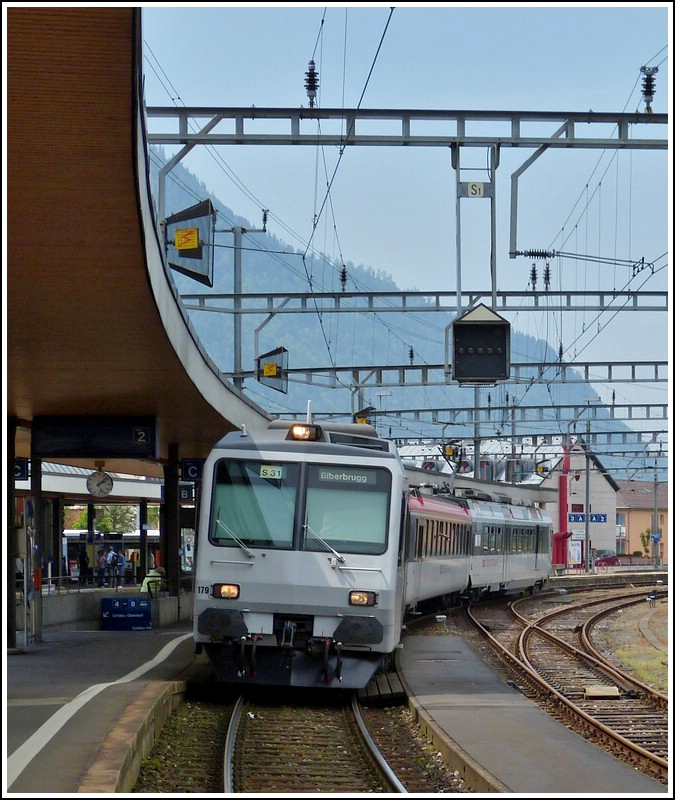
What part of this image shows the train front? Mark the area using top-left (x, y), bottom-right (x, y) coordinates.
top-left (193, 421), bottom-right (407, 689)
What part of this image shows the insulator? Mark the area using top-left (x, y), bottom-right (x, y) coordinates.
top-left (524, 249), bottom-right (553, 259)
top-left (558, 343), bottom-right (564, 360)
top-left (529, 265), bottom-right (537, 289)
top-left (262, 208), bottom-right (268, 230)
top-left (409, 346), bottom-right (414, 364)
top-left (340, 265), bottom-right (347, 290)
top-left (544, 263), bottom-right (551, 289)
top-left (305, 60), bottom-right (319, 107)
top-left (640, 65), bottom-right (658, 113)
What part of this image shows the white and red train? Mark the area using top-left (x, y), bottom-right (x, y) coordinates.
top-left (193, 419), bottom-right (552, 689)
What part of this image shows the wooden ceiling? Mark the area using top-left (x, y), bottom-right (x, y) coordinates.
top-left (7, 7), bottom-right (269, 478)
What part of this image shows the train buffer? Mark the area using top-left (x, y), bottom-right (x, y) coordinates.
top-left (359, 670), bottom-right (406, 706)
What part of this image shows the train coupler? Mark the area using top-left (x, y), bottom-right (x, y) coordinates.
top-left (316, 637), bottom-right (342, 684)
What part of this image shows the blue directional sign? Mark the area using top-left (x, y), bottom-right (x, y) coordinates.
top-left (100, 597), bottom-right (152, 631)
top-left (568, 513), bottom-right (608, 523)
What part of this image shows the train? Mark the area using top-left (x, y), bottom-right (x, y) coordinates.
top-left (192, 419), bottom-right (553, 689)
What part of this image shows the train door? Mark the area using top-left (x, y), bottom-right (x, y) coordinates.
top-left (404, 514), bottom-right (424, 610)
top-left (396, 493), bottom-right (410, 629)
top-left (501, 523), bottom-right (510, 586)
top-left (533, 524), bottom-right (542, 569)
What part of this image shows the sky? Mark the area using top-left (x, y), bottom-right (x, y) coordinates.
top-left (141, 3), bottom-right (670, 440)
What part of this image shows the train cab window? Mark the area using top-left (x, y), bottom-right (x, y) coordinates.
top-left (303, 464), bottom-right (391, 555)
top-left (210, 459), bottom-right (299, 548)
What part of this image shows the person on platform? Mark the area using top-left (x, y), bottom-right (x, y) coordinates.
top-left (106, 546), bottom-right (118, 586)
top-left (141, 566), bottom-right (165, 597)
top-left (78, 547), bottom-right (89, 586)
top-left (116, 549), bottom-right (126, 586)
top-left (97, 549), bottom-right (107, 587)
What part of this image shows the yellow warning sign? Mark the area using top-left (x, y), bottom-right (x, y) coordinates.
top-left (262, 363), bottom-right (278, 377)
top-left (175, 228), bottom-right (200, 250)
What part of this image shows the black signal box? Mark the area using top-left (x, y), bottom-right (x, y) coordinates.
top-left (452, 304), bottom-right (510, 384)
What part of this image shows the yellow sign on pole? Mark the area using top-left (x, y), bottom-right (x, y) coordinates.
top-left (175, 228), bottom-right (200, 250)
top-left (263, 363), bottom-right (278, 377)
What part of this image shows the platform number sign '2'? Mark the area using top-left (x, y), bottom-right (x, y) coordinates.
top-left (133, 427), bottom-right (151, 445)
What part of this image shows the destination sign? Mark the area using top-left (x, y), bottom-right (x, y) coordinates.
top-left (319, 469), bottom-right (375, 485)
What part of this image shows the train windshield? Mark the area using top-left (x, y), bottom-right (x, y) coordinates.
top-left (303, 464), bottom-right (391, 555)
top-left (210, 460), bottom-right (299, 548)
top-left (209, 459), bottom-right (391, 554)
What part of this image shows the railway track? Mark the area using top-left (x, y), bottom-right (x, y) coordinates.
top-left (466, 587), bottom-right (668, 784)
top-left (225, 694), bottom-right (406, 793)
top-left (133, 687), bottom-right (469, 793)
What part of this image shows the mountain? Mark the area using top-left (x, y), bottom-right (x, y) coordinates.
top-left (148, 148), bottom-right (651, 475)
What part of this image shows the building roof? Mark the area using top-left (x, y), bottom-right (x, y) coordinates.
top-left (615, 479), bottom-right (669, 510)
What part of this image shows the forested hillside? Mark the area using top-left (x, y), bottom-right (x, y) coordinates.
top-left (148, 147), bottom-right (630, 448)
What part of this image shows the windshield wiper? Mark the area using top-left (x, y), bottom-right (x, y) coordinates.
top-left (214, 513), bottom-right (256, 558)
top-left (303, 524), bottom-right (345, 563)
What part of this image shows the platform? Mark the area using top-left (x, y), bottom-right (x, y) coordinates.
top-left (396, 634), bottom-right (666, 794)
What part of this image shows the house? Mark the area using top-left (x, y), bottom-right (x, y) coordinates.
top-left (615, 479), bottom-right (669, 566)
top-left (536, 442), bottom-right (620, 568)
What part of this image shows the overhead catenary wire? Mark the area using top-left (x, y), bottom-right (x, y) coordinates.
top-left (143, 27), bottom-right (666, 449)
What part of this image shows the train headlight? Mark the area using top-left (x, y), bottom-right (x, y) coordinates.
top-left (288, 423), bottom-right (320, 441)
top-left (349, 590), bottom-right (378, 606)
top-left (213, 583), bottom-right (240, 599)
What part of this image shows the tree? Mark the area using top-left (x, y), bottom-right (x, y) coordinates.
top-left (69, 505), bottom-right (137, 533)
top-left (102, 505), bottom-right (137, 533)
top-left (639, 529), bottom-right (652, 557)
top-left (147, 505), bottom-right (160, 529)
